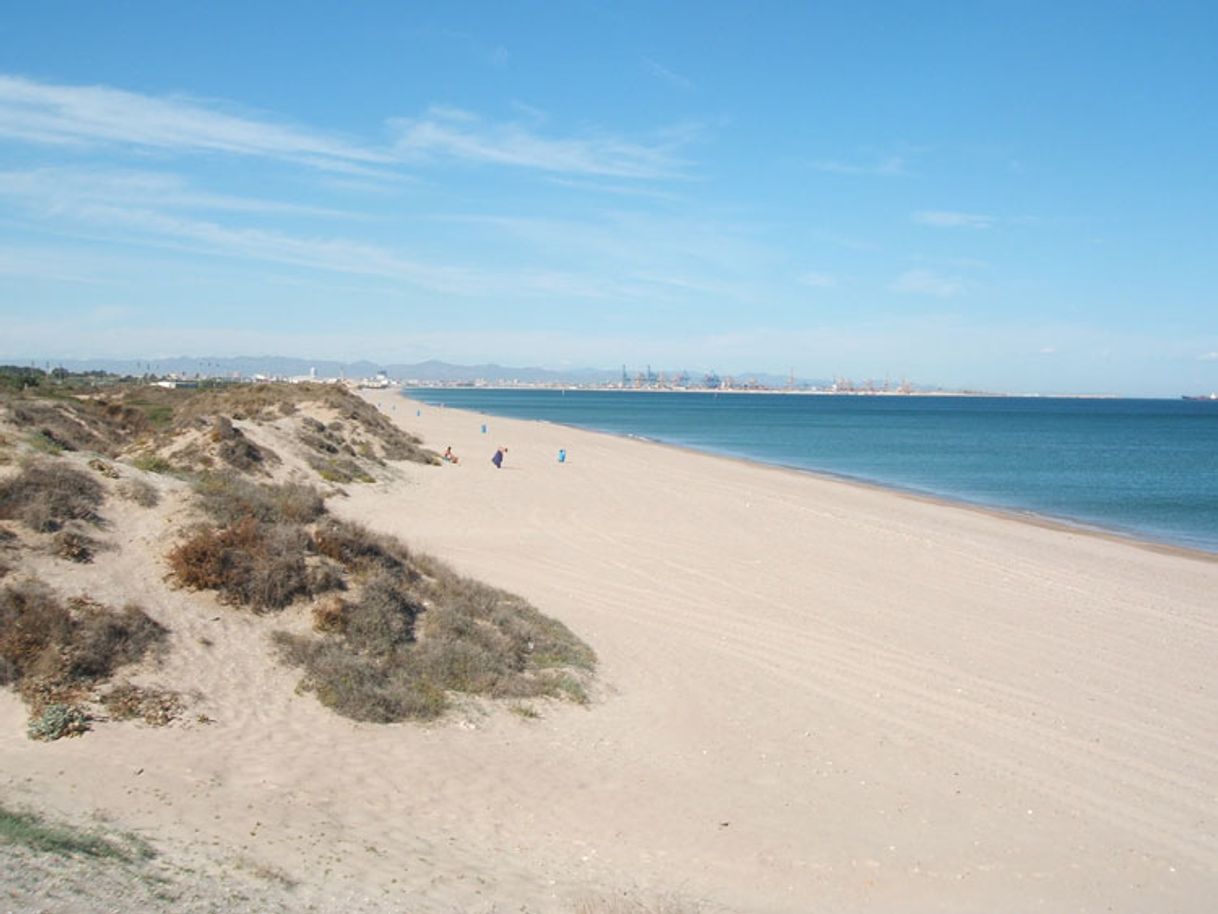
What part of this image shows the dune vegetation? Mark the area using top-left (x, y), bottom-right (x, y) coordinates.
top-left (0, 369), bottom-right (595, 736)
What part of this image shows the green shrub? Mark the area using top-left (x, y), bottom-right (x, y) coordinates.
top-left (307, 454), bottom-right (374, 484)
top-left (130, 453), bottom-right (174, 474)
top-left (26, 431), bottom-right (64, 454)
top-left (27, 703), bottom-right (90, 740)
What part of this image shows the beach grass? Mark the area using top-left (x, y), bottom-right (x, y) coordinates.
top-left (0, 803), bottom-right (153, 862)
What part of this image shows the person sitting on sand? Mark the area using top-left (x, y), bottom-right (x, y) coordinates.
top-left (443, 446), bottom-right (459, 464)
top-left (491, 446), bottom-right (506, 469)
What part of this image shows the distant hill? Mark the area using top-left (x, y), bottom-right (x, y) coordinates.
top-left (5, 355), bottom-right (831, 388)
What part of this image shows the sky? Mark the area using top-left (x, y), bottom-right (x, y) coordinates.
top-left (1, 1), bottom-right (1216, 396)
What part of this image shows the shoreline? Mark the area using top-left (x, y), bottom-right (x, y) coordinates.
top-left (358, 387), bottom-right (1218, 912)
top-left (402, 385), bottom-right (1135, 399)
top-left (5, 386), bottom-right (1215, 914)
top-left (397, 390), bottom-right (1218, 564)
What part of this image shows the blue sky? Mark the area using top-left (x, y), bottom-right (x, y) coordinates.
top-left (1, 1), bottom-right (1215, 395)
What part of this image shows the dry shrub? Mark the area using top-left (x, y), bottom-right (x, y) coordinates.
top-left (306, 558), bottom-right (346, 595)
top-left (167, 517), bottom-right (314, 610)
top-left (116, 477), bottom-right (159, 508)
top-left (313, 519), bottom-right (408, 573)
top-left (67, 597), bottom-right (168, 680)
top-left (212, 416), bottom-right (279, 473)
top-left (296, 416), bottom-right (351, 457)
top-left (210, 415), bottom-right (238, 443)
top-left (169, 476), bottom-right (336, 611)
top-left (51, 530), bottom-right (98, 563)
top-left (0, 459), bottom-right (105, 532)
top-left (275, 543), bottom-right (595, 723)
top-left (4, 395), bottom-right (154, 457)
top-left (323, 393), bottom-right (439, 466)
top-left (86, 458), bottom-right (120, 479)
top-left (193, 472), bottom-right (324, 526)
top-left (175, 382), bottom-right (325, 424)
top-left (101, 683), bottom-right (183, 726)
top-left (7, 403), bottom-right (99, 454)
top-left (311, 595), bottom-right (347, 633)
top-left (342, 572), bottom-right (422, 654)
top-left (0, 579), bottom-right (168, 733)
top-left (272, 635), bottom-right (447, 722)
top-left (0, 579), bottom-right (73, 689)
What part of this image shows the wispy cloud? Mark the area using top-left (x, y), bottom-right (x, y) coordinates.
top-left (889, 269), bottom-right (964, 297)
top-left (0, 166), bottom-right (355, 218)
top-left (913, 210), bottom-right (995, 229)
top-left (0, 74), bottom-right (393, 174)
top-left (76, 205), bottom-right (489, 294)
top-left (0, 74), bottom-right (692, 184)
top-left (1200, 351), bottom-right (1218, 361)
top-left (544, 175), bottom-right (681, 201)
top-left (809, 156), bottom-right (905, 177)
top-left (644, 58), bottom-right (694, 91)
top-left (508, 100), bottom-right (549, 124)
top-left (392, 106), bottom-right (688, 179)
top-left (7, 188), bottom-right (642, 303)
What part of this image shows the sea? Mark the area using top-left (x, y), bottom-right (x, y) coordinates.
top-left (405, 389), bottom-right (1218, 554)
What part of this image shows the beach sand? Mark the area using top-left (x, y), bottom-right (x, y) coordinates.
top-left (4, 389), bottom-right (1217, 913)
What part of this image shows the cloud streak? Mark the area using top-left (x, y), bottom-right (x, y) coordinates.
top-left (0, 166), bottom-right (355, 218)
top-left (392, 106), bottom-right (688, 179)
top-left (644, 59), bottom-right (694, 91)
top-left (0, 74), bottom-right (693, 185)
top-left (913, 210), bottom-right (995, 229)
top-left (809, 156), bottom-right (905, 177)
top-left (0, 74), bottom-right (393, 174)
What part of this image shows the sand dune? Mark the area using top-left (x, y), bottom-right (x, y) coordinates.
top-left (4, 389), bottom-right (1217, 913)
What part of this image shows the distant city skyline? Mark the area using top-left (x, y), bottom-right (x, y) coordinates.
top-left (1, 2), bottom-right (1216, 396)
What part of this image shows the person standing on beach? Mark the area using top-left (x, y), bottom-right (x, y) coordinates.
top-left (491, 447), bottom-right (505, 469)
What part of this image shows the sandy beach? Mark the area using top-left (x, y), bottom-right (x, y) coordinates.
top-left (4, 388), bottom-right (1217, 913)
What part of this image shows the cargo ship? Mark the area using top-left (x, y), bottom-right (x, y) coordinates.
top-left (1182, 392), bottom-right (1218, 400)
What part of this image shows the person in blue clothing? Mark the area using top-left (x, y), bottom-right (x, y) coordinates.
top-left (491, 446), bottom-right (506, 468)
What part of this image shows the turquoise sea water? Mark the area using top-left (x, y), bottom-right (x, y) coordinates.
top-left (405, 389), bottom-right (1218, 554)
